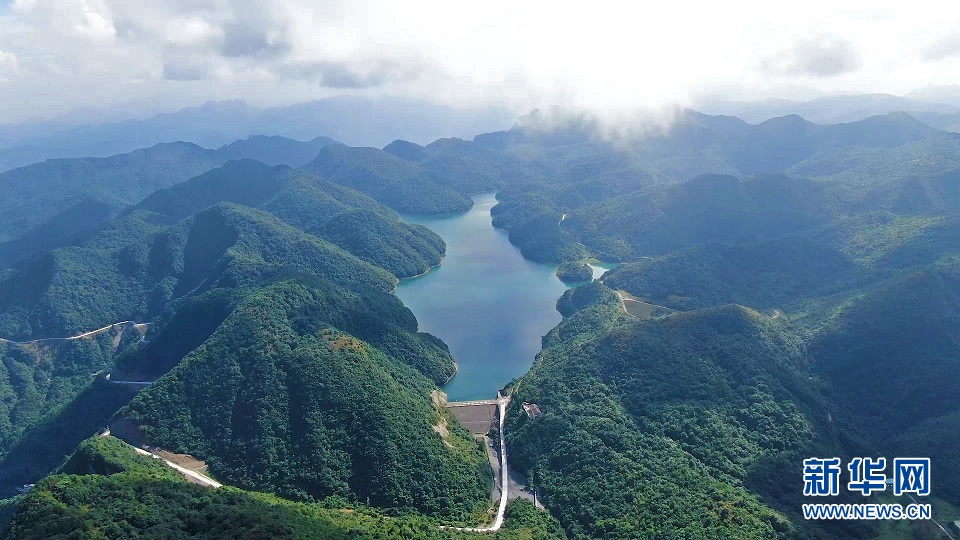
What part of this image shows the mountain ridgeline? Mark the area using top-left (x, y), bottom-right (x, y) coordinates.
top-left (0, 154), bottom-right (503, 531)
top-left (471, 109), bottom-right (960, 538)
top-left (2, 106), bottom-right (960, 539)
top-left (3, 435), bottom-right (562, 540)
top-left (0, 136), bottom-right (339, 268)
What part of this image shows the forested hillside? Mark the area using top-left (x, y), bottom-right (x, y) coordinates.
top-left (464, 110), bottom-right (960, 539)
top-left (0, 136), bottom-right (339, 268)
top-left (135, 160), bottom-right (446, 278)
top-left (303, 144), bottom-right (475, 214)
top-left (507, 270), bottom-right (960, 539)
top-left (473, 110), bottom-right (960, 263)
top-left (2, 436), bottom-right (563, 539)
top-left (2, 106), bottom-right (959, 539)
top-left (507, 284), bottom-right (830, 539)
top-left (121, 280), bottom-right (489, 514)
top-left (0, 159), bottom-right (477, 519)
top-left (0, 330), bottom-right (145, 495)
top-left (0, 202), bottom-right (395, 341)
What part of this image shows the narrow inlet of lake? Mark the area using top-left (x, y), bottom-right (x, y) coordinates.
top-left (395, 192), bottom-right (572, 401)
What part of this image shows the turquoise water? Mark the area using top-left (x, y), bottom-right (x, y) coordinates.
top-left (395, 193), bottom-right (570, 401)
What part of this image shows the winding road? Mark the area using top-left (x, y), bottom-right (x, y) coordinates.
top-left (129, 446), bottom-right (222, 488)
top-left (0, 321), bottom-right (149, 345)
top-left (100, 430), bottom-right (221, 489)
top-left (105, 393), bottom-right (513, 527)
top-left (444, 393), bottom-right (512, 533)
top-left (9, 320), bottom-right (518, 530)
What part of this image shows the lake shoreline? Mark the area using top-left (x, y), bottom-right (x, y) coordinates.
top-left (390, 257), bottom-right (445, 292)
top-left (394, 192), bottom-right (569, 401)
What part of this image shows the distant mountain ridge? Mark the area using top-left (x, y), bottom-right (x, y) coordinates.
top-left (0, 135), bottom-right (339, 268)
top-left (0, 97), bottom-right (517, 173)
top-left (479, 108), bottom-right (960, 261)
top-left (0, 98), bottom-right (959, 539)
top-left (698, 92), bottom-right (960, 125)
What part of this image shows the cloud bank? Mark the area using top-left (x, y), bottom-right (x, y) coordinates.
top-left (0, 0), bottom-right (958, 124)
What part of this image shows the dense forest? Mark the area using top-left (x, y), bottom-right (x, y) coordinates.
top-left (469, 111), bottom-right (960, 263)
top-left (0, 136), bottom-right (340, 268)
top-left (120, 279), bottom-right (490, 515)
top-left (2, 106), bottom-right (959, 539)
top-left (0, 157), bottom-right (483, 521)
top-left (463, 111), bottom-right (960, 538)
top-left (2, 436), bottom-right (563, 539)
top-left (555, 261), bottom-right (594, 283)
top-left (507, 270), bottom-right (960, 539)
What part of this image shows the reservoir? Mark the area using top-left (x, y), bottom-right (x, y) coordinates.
top-left (396, 192), bottom-right (569, 401)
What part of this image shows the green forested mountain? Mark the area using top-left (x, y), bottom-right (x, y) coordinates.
top-left (135, 159), bottom-right (386, 221)
top-left (507, 271), bottom-right (960, 539)
top-left (0, 96), bottom-right (516, 174)
top-left (0, 142), bottom-right (219, 247)
top-left (601, 237), bottom-right (863, 311)
top-left (444, 110), bottom-right (960, 538)
top-left (0, 158), bottom-right (473, 517)
top-left (302, 144), bottom-right (475, 213)
top-left (809, 260), bottom-right (960, 440)
top-left (472, 110), bottom-right (960, 264)
top-left (564, 173), bottom-right (832, 261)
top-left (507, 284), bottom-right (832, 539)
top-left (316, 210), bottom-right (446, 278)
top-left (0, 328), bottom-right (146, 494)
top-left (555, 261), bottom-right (593, 283)
top-left (0, 198), bottom-right (118, 269)
top-left (135, 160), bottom-right (446, 278)
top-left (2, 436), bottom-right (563, 540)
top-left (813, 211), bottom-right (960, 269)
top-left (120, 279), bottom-right (488, 514)
top-left (3, 107), bottom-right (960, 540)
top-left (214, 135), bottom-right (338, 166)
top-left (0, 136), bottom-right (339, 268)
top-left (0, 202), bottom-right (395, 341)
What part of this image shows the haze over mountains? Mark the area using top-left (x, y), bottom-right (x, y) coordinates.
top-left (4, 90), bottom-right (960, 177)
top-left (1, 96), bottom-right (959, 539)
top-left (700, 91), bottom-right (960, 124)
top-left (3, 0), bottom-right (960, 536)
top-left (0, 97), bottom-right (517, 173)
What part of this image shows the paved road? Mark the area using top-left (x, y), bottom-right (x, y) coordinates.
top-left (103, 373), bottom-right (154, 387)
top-left (444, 394), bottom-right (511, 533)
top-left (906, 493), bottom-right (956, 540)
top-left (446, 399), bottom-right (499, 408)
top-left (100, 431), bottom-right (221, 489)
top-left (0, 321), bottom-right (148, 345)
top-left (129, 446), bottom-right (222, 488)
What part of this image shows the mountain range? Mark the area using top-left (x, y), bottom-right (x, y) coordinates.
top-left (0, 97), bottom-right (517, 173)
top-left (1, 103), bottom-right (959, 539)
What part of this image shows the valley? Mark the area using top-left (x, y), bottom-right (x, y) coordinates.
top-left (1, 103), bottom-right (959, 539)
top-left (395, 192), bottom-right (571, 401)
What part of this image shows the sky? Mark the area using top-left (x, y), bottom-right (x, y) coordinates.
top-left (0, 0), bottom-right (959, 124)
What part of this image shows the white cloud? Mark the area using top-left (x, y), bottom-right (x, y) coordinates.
top-left (760, 36), bottom-right (860, 77)
top-left (0, 50), bottom-right (16, 68)
top-left (0, 0), bottom-right (958, 123)
top-left (164, 17), bottom-right (223, 47)
top-left (0, 50), bottom-right (17, 81)
top-left (12, 0), bottom-right (115, 42)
